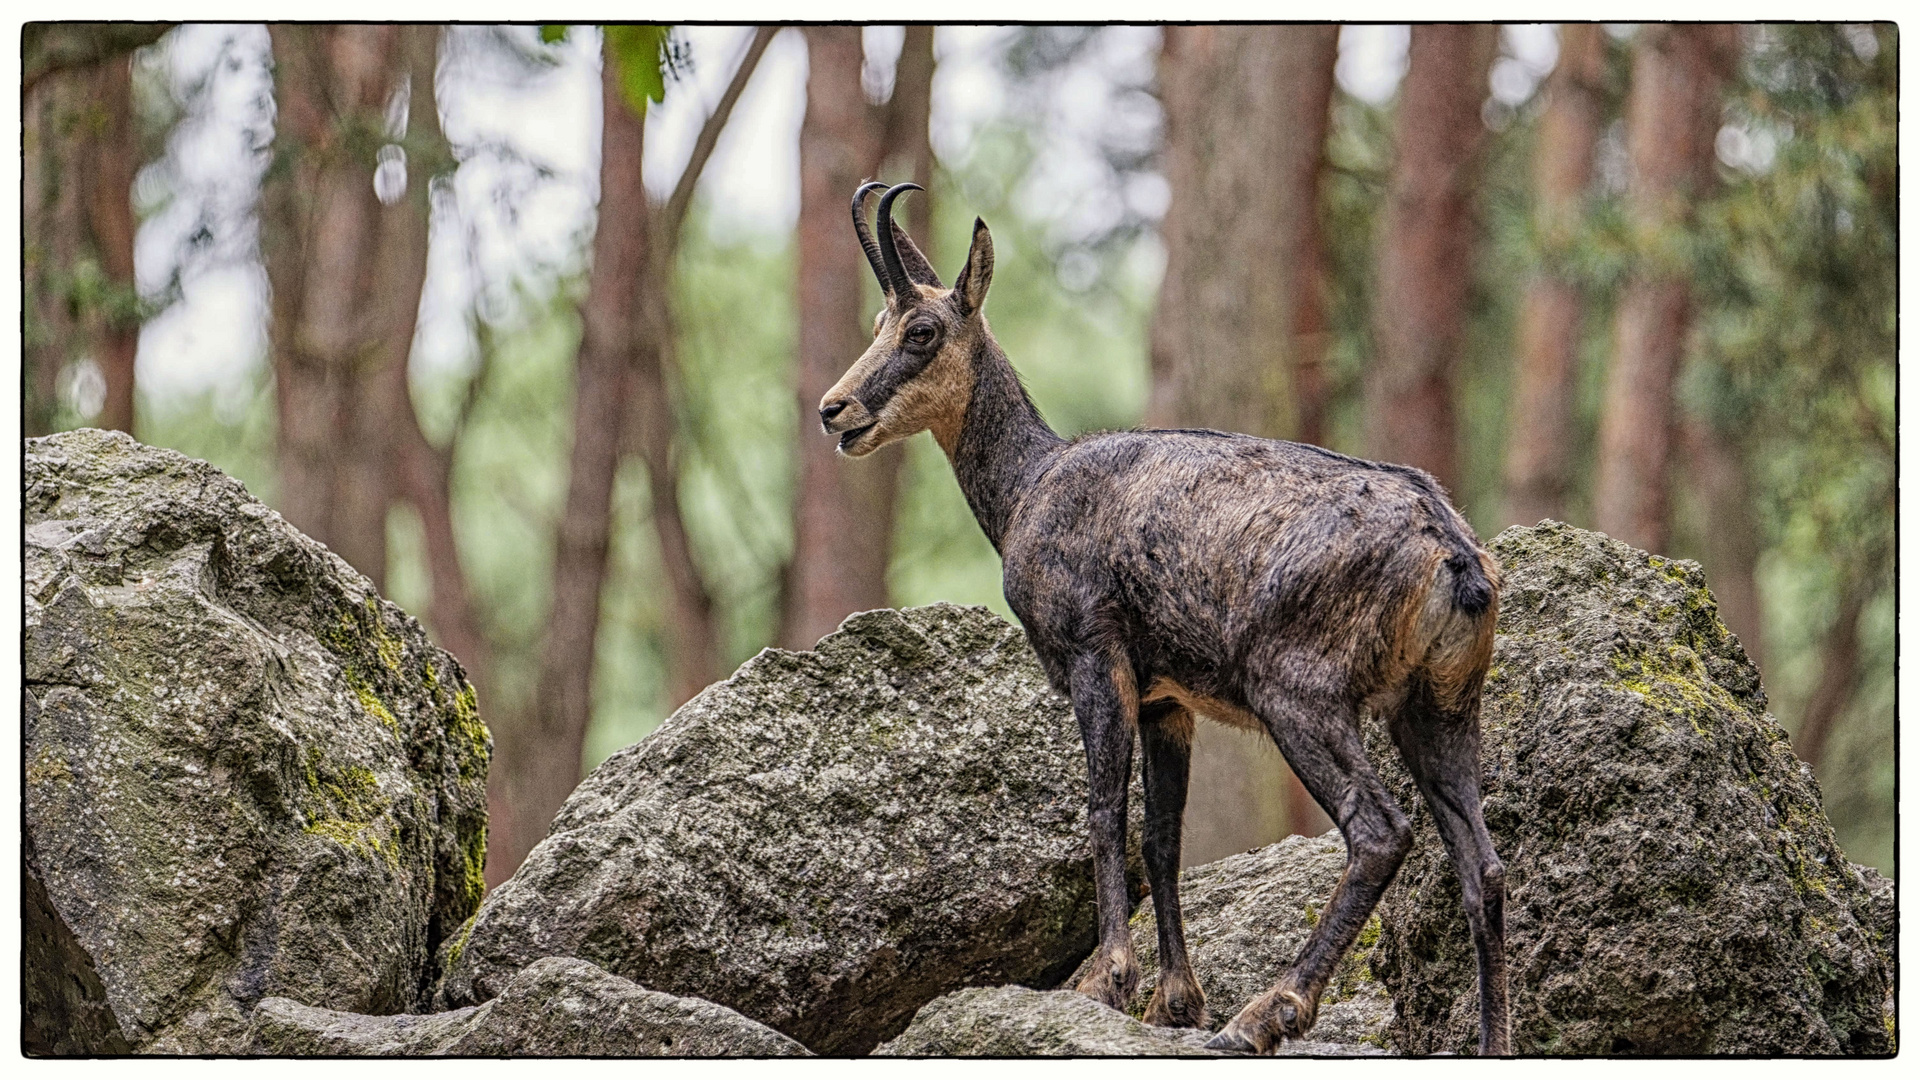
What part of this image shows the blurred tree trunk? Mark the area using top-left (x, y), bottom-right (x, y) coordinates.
top-left (1150, 25), bottom-right (1333, 441)
top-left (491, 44), bottom-right (653, 884)
top-left (361, 26), bottom-right (496, 709)
top-left (1364, 23), bottom-right (1498, 491)
top-left (1502, 23), bottom-right (1607, 528)
top-left (1593, 25), bottom-right (1739, 554)
top-left (82, 56), bottom-right (142, 436)
top-left (1149, 26), bottom-right (1340, 860)
top-left (262, 25), bottom-right (402, 588)
top-left (782, 26), bottom-right (933, 650)
top-left (1679, 419), bottom-right (1765, 673)
top-left (24, 72), bottom-right (88, 435)
top-left (23, 34), bottom-right (158, 436)
top-left (1794, 572), bottom-right (1870, 774)
top-left (631, 26), bottom-right (777, 707)
top-left (22, 23), bottom-right (170, 93)
top-left (490, 28), bottom-right (774, 885)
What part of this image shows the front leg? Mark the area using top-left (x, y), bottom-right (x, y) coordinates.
top-left (1069, 651), bottom-right (1140, 1012)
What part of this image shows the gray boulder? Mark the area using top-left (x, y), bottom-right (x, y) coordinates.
top-left (874, 986), bottom-right (1386, 1057)
top-left (442, 603), bottom-right (1142, 1055)
top-left (248, 957), bottom-right (807, 1056)
top-left (1369, 522), bottom-right (1891, 1055)
top-left (1064, 830), bottom-right (1393, 1050)
top-left (24, 430), bottom-right (490, 1053)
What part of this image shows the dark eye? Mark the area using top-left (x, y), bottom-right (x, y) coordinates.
top-left (906, 325), bottom-right (935, 346)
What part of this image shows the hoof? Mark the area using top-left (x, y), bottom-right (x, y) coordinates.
top-left (1204, 1027), bottom-right (1260, 1055)
top-left (1275, 988), bottom-right (1317, 1040)
top-left (1143, 972), bottom-right (1210, 1030)
top-left (1073, 949), bottom-right (1139, 1012)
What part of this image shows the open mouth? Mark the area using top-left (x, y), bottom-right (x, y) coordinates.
top-left (837, 423), bottom-right (875, 451)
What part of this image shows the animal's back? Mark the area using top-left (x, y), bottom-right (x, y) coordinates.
top-left (1003, 428), bottom-right (1494, 701)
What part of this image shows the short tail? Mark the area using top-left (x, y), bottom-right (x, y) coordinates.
top-left (1447, 548), bottom-right (1497, 617)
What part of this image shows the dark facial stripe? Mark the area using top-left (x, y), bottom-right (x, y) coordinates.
top-left (856, 344), bottom-right (937, 415)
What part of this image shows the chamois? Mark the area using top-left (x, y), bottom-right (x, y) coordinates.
top-left (821, 182), bottom-right (1510, 1056)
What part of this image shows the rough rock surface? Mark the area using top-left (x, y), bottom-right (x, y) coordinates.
top-left (1369, 522), bottom-right (1891, 1055)
top-left (1064, 830), bottom-right (1393, 1049)
top-left (248, 957), bottom-right (806, 1056)
top-left (24, 430), bottom-right (490, 1053)
top-left (874, 986), bottom-right (1386, 1057)
top-left (443, 603), bottom-right (1142, 1055)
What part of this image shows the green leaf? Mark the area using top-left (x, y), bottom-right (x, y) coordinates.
top-left (604, 25), bottom-right (671, 117)
top-left (539, 25), bottom-right (568, 45)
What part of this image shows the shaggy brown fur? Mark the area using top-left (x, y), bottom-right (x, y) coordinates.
top-left (821, 183), bottom-right (1511, 1056)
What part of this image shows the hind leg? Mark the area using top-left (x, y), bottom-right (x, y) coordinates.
top-left (1208, 686), bottom-right (1412, 1054)
top-left (1386, 681), bottom-right (1510, 1056)
top-left (1138, 701), bottom-right (1208, 1028)
top-left (1069, 651), bottom-right (1140, 1011)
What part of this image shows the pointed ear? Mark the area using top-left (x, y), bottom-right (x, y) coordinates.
top-left (885, 218), bottom-right (944, 289)
top-left (952, 217), bottom-right (994, 317)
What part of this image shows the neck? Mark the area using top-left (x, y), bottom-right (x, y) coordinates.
top-left (938, 333), bottom-right (1064, 550)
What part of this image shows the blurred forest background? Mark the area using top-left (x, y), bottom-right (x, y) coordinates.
top-left (22, 23), bottom-right (1895, 884)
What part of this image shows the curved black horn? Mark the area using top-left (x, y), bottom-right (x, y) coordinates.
top-left (876, 182), bottom-right (923, 300)
top-left (851, 181), bottom-right (890, 295)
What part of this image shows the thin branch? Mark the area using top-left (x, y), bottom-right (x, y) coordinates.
top-left (660, 26), bottom-right (778, 248)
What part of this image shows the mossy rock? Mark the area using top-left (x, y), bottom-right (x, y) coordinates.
top-left (247, 957), bottom-right (806, 1056)
top-left (1368, 522), bottom-right (1890, 1055)
top-left (442, 602), bottom-right (1144, 1055)
top-left (24, 430), bottom-right (490, 1053)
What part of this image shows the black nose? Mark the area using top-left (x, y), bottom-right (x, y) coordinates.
top-left (820, 401), bottom-right (847, 428)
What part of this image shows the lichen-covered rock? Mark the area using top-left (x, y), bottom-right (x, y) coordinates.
top-left (874, 986), bottom-right (1386, 1057)
top-left (247, 957), bottom-right (806, 1056)
top-left (24, 430), bottom-right (490, 1053)
top-left (1064, 830), bottom-right (1393, 1050)
top-left (442, 603), bottom-right (1142, 1055)
top-left (875, 987), bottom-right (1219, 1056)
top-left (1369, 522), bottom-right (1890, 1055)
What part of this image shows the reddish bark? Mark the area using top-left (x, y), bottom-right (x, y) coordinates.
top-left (487, 46), bottom-right (654, 884)
top-left (1364, 24), bottom-right (1498, 491)
top-left (782, 26), bottom-right (932, 649)
top-left (82, 56), bottom-right (141, 436)
top-left (24, 72), bottom-right (87, 435)
top-left (1150, 26), bottom-right (1337, 441)
top-left (1502, 24), bottom-right (1607, 528)
top-left (262, 24), bottom-right (402, 588)
top-left (1593, 25), bottom-right (1739, 554)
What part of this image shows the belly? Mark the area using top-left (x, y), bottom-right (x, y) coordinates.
top-left (1142, 677), bottom-right (1265, 733)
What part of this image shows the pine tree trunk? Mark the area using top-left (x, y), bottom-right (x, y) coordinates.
top-left (82, 55), bottom-right (141, 437)
top-left (489, 44), bottom-right (652, 884)
top-left (1150, 25), bottom-right (1331, 440)
top-left (23, 73), bottom-right (87, 435)
top-left (1593, 25), bottom-right (1738, 554)
top-left (1149, 26), bottom-right (1342, 859)
top-left (632, 26), bottom-right (776, 707)
top-left (262, 25), bottom-right (401, 588)
top-left (783, 26), bottom-right (922, 650)
top-left (1364, 23), bottom-right (1498, 491)
top-left (1502, 24), bottom-right (1606, 528)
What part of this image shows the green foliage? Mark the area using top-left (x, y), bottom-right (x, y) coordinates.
top-left (603, 26), bottom-right (672, 117)
top-left (1689, 24), bottom-right (1896, 872)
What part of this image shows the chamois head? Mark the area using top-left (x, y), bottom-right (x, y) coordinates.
top-left (819, 181), bottom-right (995, 458)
